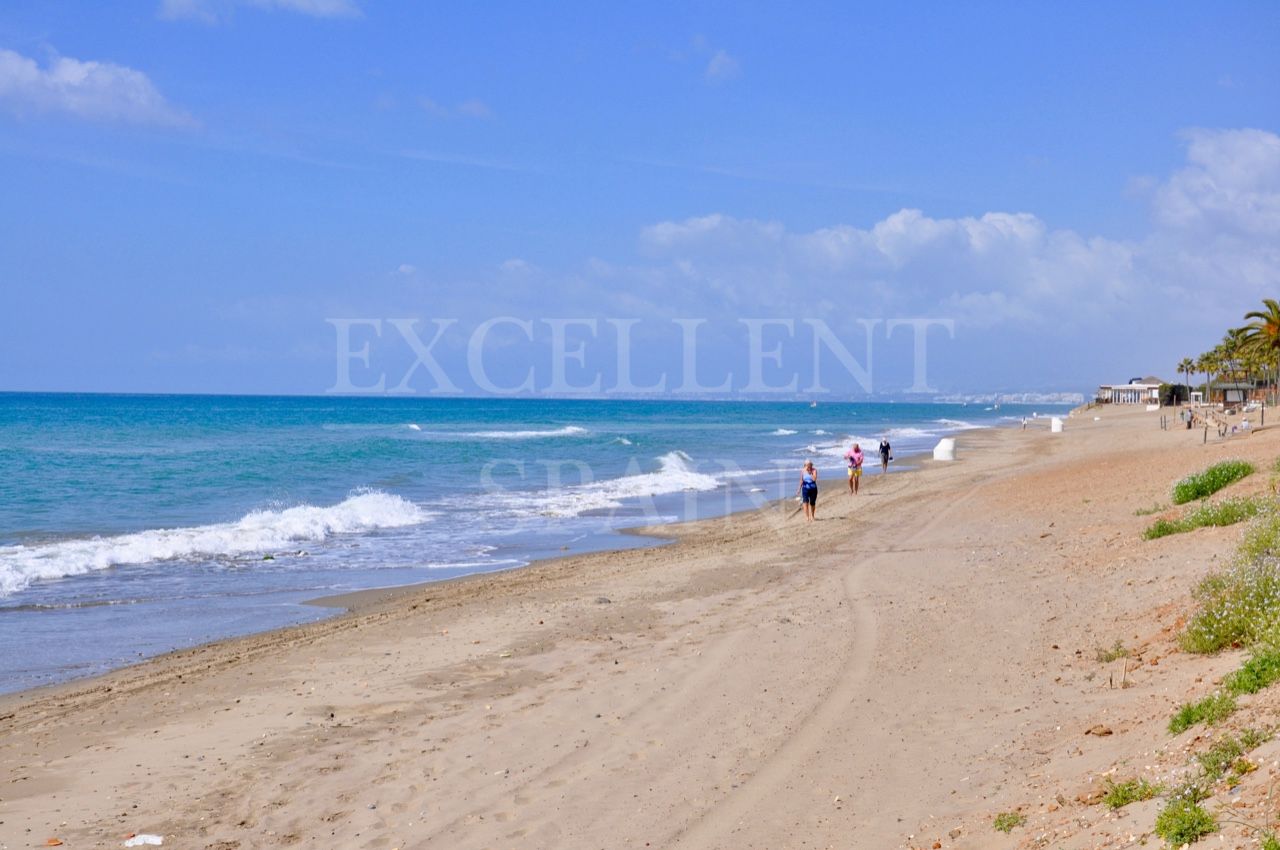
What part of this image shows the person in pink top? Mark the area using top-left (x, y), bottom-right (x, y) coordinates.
top-left (843, 442), bottom-right (864, 495)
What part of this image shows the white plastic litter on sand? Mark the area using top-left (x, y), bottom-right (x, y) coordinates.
top-left (124, 836), bottom-right (164, 847)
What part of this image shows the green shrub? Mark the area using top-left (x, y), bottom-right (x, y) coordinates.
top-left (1196, 735), bottom-right (1245, 780)
top-left (1239, 726), bottom-right (1271, 749)
top-left (1173, 460), bottom-right (1255, 504)
top-left (1181, 511), bottom-right (1280, 653)
top-left (1143, 496), bottom-right (1265, 540)
top-left (1102, 777), bottom-right (1161, 809)
top-left (1225, 645), bottom-right (1280, 694)
top-left (1154, 798), bottom-right (1217, 845)
top-left (1239, 509), bottom-right (1280, 561)
top-left (1182, 561), bottom-right (1280, 653)
top-left (1169, 692), bottom-right (1236, 734)
top-left (992, 811), bottom-right (1025, 833)
top-left (1261, 832), bottom-right (1280, 850)
top-left (1095, 640), bottom-right (1130, 662)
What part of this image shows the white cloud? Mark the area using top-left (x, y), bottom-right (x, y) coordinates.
top-left (395, 263), bottom-right (416, 276)
top-left (0, 48), bottom-right (195, 127)
top-left (1154, 128), bottom-right (1280, 237)
top-left (624, 128), bottom-right (1280, 340)
top-left (637, 208), bottom-right (1137, 327)
top-left (500, 258), bottom-right (533, 273)
top-left (704, 49), bottom-right (740, 83)
top-left (159, 0), bottom-right (360, 23)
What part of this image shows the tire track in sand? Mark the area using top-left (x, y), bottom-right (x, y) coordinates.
top-left (668, 473), bottom-right (990, 850)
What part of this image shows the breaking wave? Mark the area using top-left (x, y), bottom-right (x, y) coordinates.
top-left (0, 491), bottom-right (430, 596)
top-left (496, 451), bottom-right (722, 518)
top-left (455, 425), bottom-right (589, 440)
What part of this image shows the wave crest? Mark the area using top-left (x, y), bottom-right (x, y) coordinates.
top-left (455, 425), bottom-right (589, 440)
top-left (498, 451), bottom-right (721, 518)
top-left (0, 491), bottom-right (430, 597)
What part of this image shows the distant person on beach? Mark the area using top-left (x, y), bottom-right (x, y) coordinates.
top-left (878, 438), bottom-right (892, 474)
top-left (797, 459), bottom-right (819, 521)
top-left (844, 442), bottom-right (864, 495)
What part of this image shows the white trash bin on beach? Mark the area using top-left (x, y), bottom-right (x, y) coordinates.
top-left (1050, 417), bottom-right (1064, 433)
top-left (932, 437), bottom-right (956, 461)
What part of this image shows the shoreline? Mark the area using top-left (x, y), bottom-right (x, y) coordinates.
top-left (1, 417), bottom-right (979, 700)
top-left (268, 423), bottom-right (990, 618)
top-left (14, 407), bottom-right (1252, 849)
top-left (0, 432), bottom-right (934, 706)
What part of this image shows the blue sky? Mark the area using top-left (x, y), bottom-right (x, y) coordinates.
top-left (1, 2), bottom-right (1278, 396)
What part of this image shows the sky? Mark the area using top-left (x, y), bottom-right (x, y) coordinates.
top-left (1, 1), bottom-right (1278, 397)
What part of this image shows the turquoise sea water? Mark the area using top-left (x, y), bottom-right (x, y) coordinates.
top-left (0, 394), bottom-right (1065, 692)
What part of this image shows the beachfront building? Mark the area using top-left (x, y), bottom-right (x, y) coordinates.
top-left (1096, 377), bottom-right (1166, 405)
top-left (1208, 380), bottom-right (1266, 405)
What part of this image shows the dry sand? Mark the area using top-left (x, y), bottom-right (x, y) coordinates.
top-left (4, 405), bottom-right (1280, 849)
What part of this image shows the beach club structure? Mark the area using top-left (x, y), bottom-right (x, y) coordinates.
top-left (1096, 377), bottom-right (1167, 405)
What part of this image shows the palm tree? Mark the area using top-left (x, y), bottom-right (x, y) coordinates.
top-left (1178, 357), bottom-right (1195, 404)
top-left (1239, 298), bottom-right (1280, 406)
top-left (1198, 350), bottom-right (1222, 405)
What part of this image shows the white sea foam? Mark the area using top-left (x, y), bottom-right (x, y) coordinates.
top-left (770, 428), bottom-right (798, 436)
top-left (884, 426), bottom-right (940, 440)
top-left (934, 418), bottom-right (980, 430)
top-left (613, 437), bottom-right (634, 446)
top-left (0, 491), bottom-right (430, 597)
top-left (456, 425), bottom-right (589, 440)
top-left (813, 429), bottom-right (829, 435)
top-left (497, 451), bottom-right (721, 518)
top-left (407, 423), bottom-right (422, 431)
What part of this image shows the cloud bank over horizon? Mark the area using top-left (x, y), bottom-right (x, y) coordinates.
top-left (365, 127), bottom-right (1270, 394)
top-left (620, 128), bottom-right (1277, 333)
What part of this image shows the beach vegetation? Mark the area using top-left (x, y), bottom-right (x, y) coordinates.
top-left (1154, 798), bottom-right (1217, 846)
top-left (1172, 460), bottom-right (1255, 505)
top-left (1095, 640), bottom-right (1130, 662)
top-left (1143, 496), bottom-right (1266, 539)
top-left (1153, 731), bottom-right (1273, 846)
top-left (1136, 501), bottom-right (1168, 516)
top-left (1168, 692), bottom-right (1236, 734)
top-left (1102, 777), bottom-right (1162, 809)
top-left (1181, 511), bottom-right (1280, 653)
top-left (1224, 645), bottom-right (1280, 695)
top-left (1239, 509), bottom-right (1280, 561)
top-left (991, 811), bottom-right (1025, 833)
top-left (1180, 731), bottom-right (1270, 802)
top-left (1198, 732), bottom-right (1249, 783)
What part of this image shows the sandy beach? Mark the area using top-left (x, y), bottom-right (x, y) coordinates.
top-left (5, 405), bottom-right (1280, 849)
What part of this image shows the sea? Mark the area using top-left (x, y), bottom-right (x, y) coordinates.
top-left (0, 394), bottom-right (1067, 693)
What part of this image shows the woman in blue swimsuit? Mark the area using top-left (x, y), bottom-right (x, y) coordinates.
top-left (797, 459), bottom-right (819, 522)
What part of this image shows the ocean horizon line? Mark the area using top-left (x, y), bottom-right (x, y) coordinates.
top-left (0, 388), bottom-right (1088, 404)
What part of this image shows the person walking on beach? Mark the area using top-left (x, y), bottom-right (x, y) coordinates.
top-left (878, 437), bottom-right (892, 474)
top-left (844, 442), bottom-right (864, 495)
top-left (797, 459), bottom-right (819, 521)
